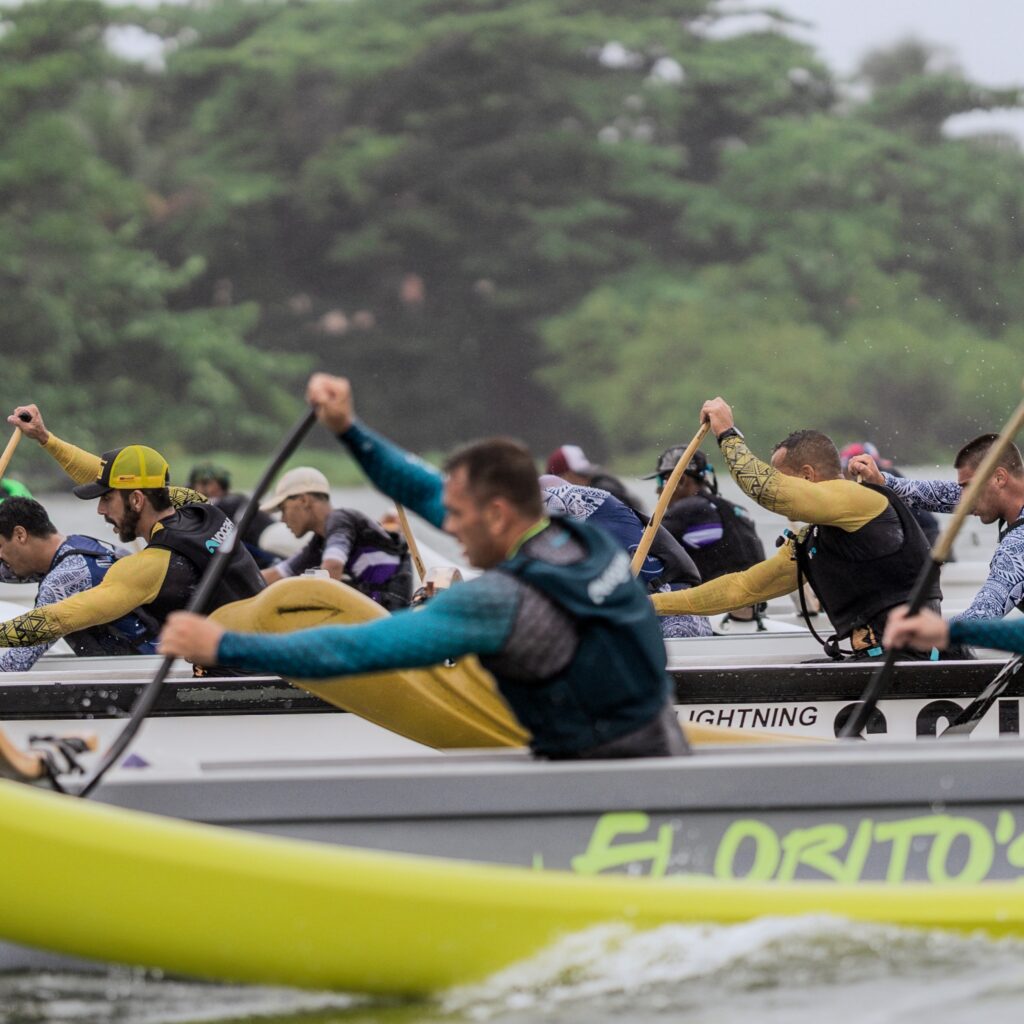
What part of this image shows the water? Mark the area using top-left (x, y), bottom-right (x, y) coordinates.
top-left (4, 919), bottom-right (1024, 1022)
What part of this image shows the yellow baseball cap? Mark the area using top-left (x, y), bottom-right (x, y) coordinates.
top-left (73, 445), bottom-right (170, 499)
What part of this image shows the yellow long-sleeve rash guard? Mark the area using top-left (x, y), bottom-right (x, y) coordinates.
top-left (0, 434), bottom-right (206, 647)
top-left (652, 433), bottom-right (889, 617)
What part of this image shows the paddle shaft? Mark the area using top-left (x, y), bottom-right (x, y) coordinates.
top-left (840, 387), bottom-right (1024, 739)
top-left (78, 407), bottom-right (319, 797)
top-left (395, 503), bottom-right (427, 582)
top-left (941, 653), bottom-right (1024, 737)
top-left (0, 414), bottom-right (32, 480)
top-left (630, 423), bottom-right (710, 575)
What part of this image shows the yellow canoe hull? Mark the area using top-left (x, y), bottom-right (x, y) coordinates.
top-left (0, 780), bottom-right (1021, 995)
top-left (210, 579), bottom-right (815, 749)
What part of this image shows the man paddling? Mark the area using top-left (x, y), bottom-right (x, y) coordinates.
top-left (0, 405), bottom-right (265, 656)
top-left (651, 398), bottom-right (941, 660)
top-left (848, 435), bottom-right (1024, 623)
top-left (160, 373), bottom-right (688, 759)
top-left (260, 466), bottom-right (413, 611)
top-left (0, 497), bottom-right (155, 669)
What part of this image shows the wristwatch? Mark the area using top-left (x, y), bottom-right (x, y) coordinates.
top-left (716, 426), bottom-right (744, 444)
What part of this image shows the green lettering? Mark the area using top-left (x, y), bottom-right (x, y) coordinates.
top-left (873, 817), bottom-right (935, 884)
top-left (714, 820), bottom-right (780, 880)
top-left (996, 811), bottom-right (1015, 846)
top-left (776, 820), bottom-right (874, 883)
top-left (926, 817), bottom-right (994, 884)
top-left (572, 812), bottom-right (673, 877)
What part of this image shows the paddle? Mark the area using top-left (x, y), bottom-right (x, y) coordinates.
top-left (840, 385), bottom-right (1024, 739)
top-left (395, 502), bottom-right (427, 583)
top-left (630, 423), bottom-right (710, 575)
top-left (0, 414), bottom-right (32, 480)
top-left (77, 407), bottom-right (318, 797)
top-left (941, 654), bottom-right (1024, 737)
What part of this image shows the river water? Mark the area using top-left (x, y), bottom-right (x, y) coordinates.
top-left (5, 473), bottom-right (1013, 1021)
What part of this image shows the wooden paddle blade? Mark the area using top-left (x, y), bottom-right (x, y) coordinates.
top-left (940, 653), bottom-right (1024, 737)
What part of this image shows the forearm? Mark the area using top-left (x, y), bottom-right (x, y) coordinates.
top-left (217, 578), bottom-right (515, 677)
top-left (42, 434), bottom-right (103, 485)
top-left (720, 435), bottom-right (884, 529)
top-left (652, 547), bottom-right (798, 615)
top-left (0, 640), bottom-right (52, 671)
top-left (0, 552), bottom-right (167, 646)
top-left (338, 421), bottom-right (446, 528)
top-left (882, 473), bottom-right (960, 514)
top-left (950, 616), bottom-right (1024, 654)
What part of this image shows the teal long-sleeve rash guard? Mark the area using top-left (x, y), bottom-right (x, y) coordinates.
top-left (217, 420), bottom-right (520, 678)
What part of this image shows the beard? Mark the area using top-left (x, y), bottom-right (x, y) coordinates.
top-left (107, 502), bottom-right (142, 543)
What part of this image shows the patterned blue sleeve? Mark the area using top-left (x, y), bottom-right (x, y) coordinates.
top-left (217, 574), bottom-right (519, 678)
top-left (952, 530), bottom-right (1024, 622)
top-left (588, 499), bottom-right (663, 583)
top-left (950, 615), bottom-right (1024, 654)
top-left (882, 473), bottom-right (961, 513)
top-left (0, 556), bottom-right (92, 671)
top-left (338, 421), bottom-right (447, 528)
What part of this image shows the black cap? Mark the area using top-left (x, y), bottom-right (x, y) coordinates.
top-left (643, 446), bottom-right (709, 481)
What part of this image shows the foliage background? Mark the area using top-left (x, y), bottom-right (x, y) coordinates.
top-left (2, 0), bottom-right (1021, 484)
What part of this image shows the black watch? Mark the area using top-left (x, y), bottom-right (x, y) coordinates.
top-left (716, 426), bottom-right (744, 444)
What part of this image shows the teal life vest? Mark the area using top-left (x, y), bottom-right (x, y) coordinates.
top-left (482, 517), bottom-right (671, 756)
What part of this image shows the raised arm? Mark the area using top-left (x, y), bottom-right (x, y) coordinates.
top-left (306, 373), bottom-right (446, 528)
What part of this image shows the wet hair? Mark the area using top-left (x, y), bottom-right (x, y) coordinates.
top-left (0, 498), bottom-right (58, 540)
top-left (443, 438), bottom-right (544, 518)
top-left (954, 434), bottom-right (1024, 476)
top-left (772, 429), bottom-right (842, 479)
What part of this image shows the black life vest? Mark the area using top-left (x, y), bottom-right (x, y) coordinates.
top-left (794, 482), bottom-right (941, 639)
top-left (664, 493), bottom-right (765, 582)
top-left (144, 504), bottom-right (266, 626)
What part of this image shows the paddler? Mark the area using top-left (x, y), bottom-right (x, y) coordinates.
top-left (539, 474), bottom-right (712, 638)
top-left (645, 446), bottom-right (765, 624)
top-left (847, 434), bottom-right (1024, 623)
top-left (188, 462), bottom-right (280, 569)
top-left (259, 466), bottom-right (413, 611)
top-left (159, 373), bottom-right (688, 759)
top-left (651, 397), bottom-right (942, 661)
top-left (0, 497), bottom-right (156, 669)
top-left (0, 405), bottom-right (265, 657)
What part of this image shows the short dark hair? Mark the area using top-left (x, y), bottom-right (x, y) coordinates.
top-left (772, 429), bottom-right (842, 479)
top-left (955, 433), bottom-right (1024, 476)
top-left (0, 498), bottom-right (58, 540)
top-left (189, 462), bottom-right (231, 489)
top-left (443, 438), bottom-right (543, 518)
top-left (134, 488), bottom-right (174, 512)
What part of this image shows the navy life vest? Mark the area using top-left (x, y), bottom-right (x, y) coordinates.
top-left (51, 535), bottom-right (157, 657)
top-left (144, 503), bottom-right (266, 625)
top-left (794, 482), bottom-right (941, 639)
top-left (481, 517), bottom-right (670, 757)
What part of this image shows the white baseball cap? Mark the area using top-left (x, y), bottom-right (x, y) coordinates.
top-left (260, 466), bottom-right (331, 512)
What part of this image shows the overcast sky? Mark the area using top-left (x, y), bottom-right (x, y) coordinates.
top-left (730, 0), bottom-right (1024, 139)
